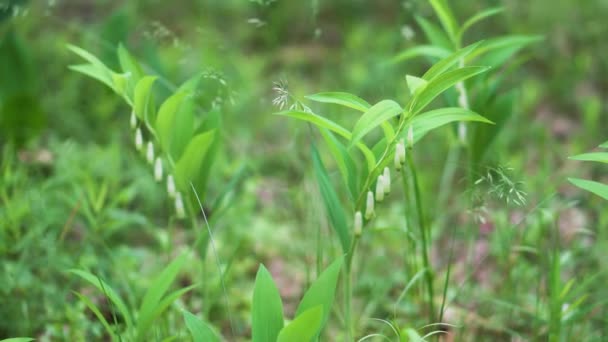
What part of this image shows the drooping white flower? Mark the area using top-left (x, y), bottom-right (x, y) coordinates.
top-left (130, 111), bottom-right (137, 129)
top-left (395, 140), bottom-right (404, 171)
top-left (383, 167), bottom-right (391, 195)
top-left (146, 142), bottom-right (154, 164)
top-left (175, 192), bottom-right (185, 219)
top-left (154, 157), bottom-right (163, 182)
top-left (354, 211), bottom-right (363, 237)
top-left (365, 191), bottom-right (375, 220)
top-left (407, 125), bottom-right (414, 148)
top-left (135, 128), bottom-right (143, 150)
top-left (375, 175), bottom-right (385, 202)
top-left (166, 174), bottom-right (176, 198)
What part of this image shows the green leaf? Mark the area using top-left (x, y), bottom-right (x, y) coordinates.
top-left (569, 152), bottom-right (608, 164)
top-left (67, 44), bottom-right (115, 89)
top-left (466, 35), bottom-right (543, 67)
top-left (391, 45), bottom-right (451, 64)
top-left (428, 0), bottom-right (459, 43)
top-left (111, 72), bottom-right (130, 100)
top-left (406, 75), bottom-right (428, 95)
top-left (276, 110), bottom-right (376, 171)
top-left (69, 269), bottom-right (133, 329)
top-left (459, 7), bottom-right (505, 40)
top-left (183, 310), bottom-right (222, 342)
top-left (155, 91), bottom-right (189, 154)
top-left (173, 130), bottom-right (217, 195)
top-left (422, 42), bottom-right (483, 81)
top-left (312, 146), bottom-right (351, 253)
top-left (277, 306), bottom-right (324, 342)
top-left (117, 43), bottom-right (145, 82)
top-left (568, 178), bottom-right (608, 201)
top-left (600, 141), bottom-right (608, 149)
top-left (411, 66), bottom-right (490, 114)
top-left (414, 16), bottom-right (453, 50)
top-left (74, 292), bottom-right (118, 341)
top-left (136, 253), bottom-right (187, 339)
top-left (305, 92), bottom-right (371, 112)
top-left (252, 265), bottom-right (284, 342)
top-left (350, 100), bottom-right (403, 147)
top-left (319, 129), bottom-right (359, 201)
top-left (295, 257), bottom-right (343, 334)
top-left (0, 339), bottom-right (35, 342)
top-left (408, 107), bottom-right (493, 144)
top-left (133, 76), bottom-right (157, 122)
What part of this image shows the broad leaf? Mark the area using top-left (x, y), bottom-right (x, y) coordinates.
top-left (350, 100), bottom-right (403, 147)
top-left (295, 257), bottom-right (343, 334)
top-left (319, 129), bottom-right (359, 201)
top-left (408, 107), bottom-right (493, 144)
top-left (252, 265), bottom-right (284, 342)
top-left (422, 42), bottom-right (483, 81)
top-left (391, 45), bottom-right (451, 64)
top-left (133, 76), bottom-right (157, 122)
top-left (173, 130), bottom-right (216, 195)
top-left (568, 178), bottom-right (608, 201)
top-left (312, 146), bottom-right (351, 253)
top-left (406, 75), bottom-right (428, 95)
top-left (305, 92), bottom-right (371, 112)
top-left (277, 306), bottom-right (324, 342)
top-left (117, 43), bottom-right (145, 82)
top-left (410, 66), bottom-right (490, 114)
top-left (569, 152), bottom-right (608, 164)
top-left (183, 310), bottom-right (222, 342)
top-left (156, 91), bottom-right (189, 154)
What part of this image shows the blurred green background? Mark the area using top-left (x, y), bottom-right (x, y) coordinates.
top-left (1, 0), bottom-right (607, 340)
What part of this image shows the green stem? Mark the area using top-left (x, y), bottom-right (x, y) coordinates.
top-left (344, 231), bottom-right (361, 341)
top-left (407, 151), bottom-right (435, 322)
top-left (401, 169), bottom-right (415, 277)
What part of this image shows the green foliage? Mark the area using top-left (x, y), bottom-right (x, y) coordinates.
top-left (252, 265), bottom-right (284, 342)
top-left (569, 142), bottom-right (608, 200)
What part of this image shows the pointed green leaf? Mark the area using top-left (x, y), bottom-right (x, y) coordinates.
top-left (117, 43), bottom-right (145, 82)
top-left (277, 306), bottom-right (324, 342)
top-left (155, 91), bottom-right (188, 154)
top-left (137, 253), bottom-right (187, 339)
top-left (0, 338), bottom-right (35, 342)
top-left (411, 66), bottom-right (490, 114)
top-left (429, 0), bottom-right (459, 43)
top-left (569, 152), bottom-right (608, 164)
top-left (600, 141), bottom-right (608, 148)
top-left (459, 7), bottom-right (505, 39)
top-left (391, 45), bottom-right (452, 64)
top-left (252, 265), bottom-right (284, 342)
top-left (183, 310), bottom-right (222, 342)
top-left (295, 257), bottom-right (343, 333)
top-left (67, 44), bottom-right (115, 89)
top-left (133, 76), bottom-right (157, 122)
top-left (69, 269), bottom-right (133, 329)
top-left (568, 178), bottom-right (608, 201)
top-left (414, 16), bottom-right (453, 50)
top-left (312, 146), bottom-right (351, 253)
top-left (466, 35), bottom-right (543, 66)
top-left (350, 100), bottom-right (402, 147)
top-left (173, 130), bottom-right (216, 195)
top-left (406, 75), bottom-right (428, 95)
top-left (305, 92), bottom-right (371, 112)
top-left (73, 292), bottom-right (118, 340)
top-left (276, 110), bottom-right (376, 171)
top-left (422, 42), bottom-right (483, 81)
top-left (319, 129), bottom-right (359, 201)
top-left (407, 107), bottom-right (493, 144)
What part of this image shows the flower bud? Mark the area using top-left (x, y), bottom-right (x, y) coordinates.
top-left (354, 211), bottom-right (363, 237)
top-left (130, 111), bottom-right (137, 129)
top-left (154, 157), bottom-right (163, 182)
top-left (407, 126), bottom-right (414, 149)
top-left (175, 192), bottom-right (185, 218)
top-left (135, 128), bottom-right (143, 150)
top-left (375, 175), bottom-right (385, 202)
top-left (146, 142), bottom-right (154, 164)
top-left (394, 150), bottom-right (402, 172)
top-left (365, 191), bottom-right (375, 220)
top-left (383, 167), bottom-right (391, 195)
top-left (398, 138), bottom-right (407, 164)
top-left (167, 174), bottom-right (176, 198)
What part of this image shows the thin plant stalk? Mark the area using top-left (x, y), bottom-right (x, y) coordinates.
top-left (407, 151), bottom-right (435, 322)
top-left (344, 229), bottom-right (361, 341)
